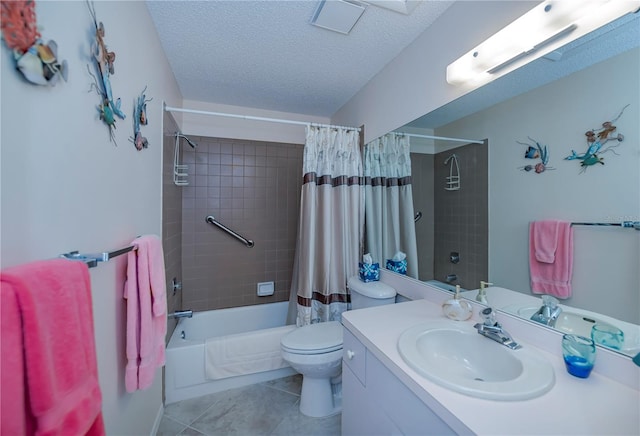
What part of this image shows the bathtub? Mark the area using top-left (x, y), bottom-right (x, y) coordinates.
top-left (165, 301), bottom-right (296, 404)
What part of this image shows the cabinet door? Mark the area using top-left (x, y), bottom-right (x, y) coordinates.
top-left (367, 352), bottom-right (457, 435)
top-left (342, 363), bottom-right (401, 436)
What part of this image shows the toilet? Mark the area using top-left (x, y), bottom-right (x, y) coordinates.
top-left (281, 277), bottom-right (396, 417)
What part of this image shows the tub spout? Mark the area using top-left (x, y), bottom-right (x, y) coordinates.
top-left (168, 310), bottom-right (193, 319)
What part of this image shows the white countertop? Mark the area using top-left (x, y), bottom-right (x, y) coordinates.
top-left (342, 299), bottom-right (640, 435)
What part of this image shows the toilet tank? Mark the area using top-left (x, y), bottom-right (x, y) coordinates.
top-left (347, 276), bottom-right (396, 309)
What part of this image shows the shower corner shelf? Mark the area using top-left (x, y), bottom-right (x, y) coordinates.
top-left (444, 153), bottom-right (461, 191)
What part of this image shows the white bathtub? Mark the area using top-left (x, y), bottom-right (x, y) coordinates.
top-left (165, 301), bottom-right (296, 404)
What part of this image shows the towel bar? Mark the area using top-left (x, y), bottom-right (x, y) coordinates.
top-left (571, 221), bottom-right (640, 230)
top-left (60, 245), bottom-right (136, 268)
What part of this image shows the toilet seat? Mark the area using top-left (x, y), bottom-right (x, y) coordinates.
top-left (281, 321), bottom-right (343, 355)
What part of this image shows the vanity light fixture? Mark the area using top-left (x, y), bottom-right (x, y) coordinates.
top-left (310, 0), bottom-right (367, 34)
top-left (446, 0), bottom-right (640, 87)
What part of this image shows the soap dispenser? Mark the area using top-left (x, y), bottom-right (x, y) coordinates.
top-left (442, 285), bottom-right (473, 321)
top-left (476, 280), bottom-right (493, 304)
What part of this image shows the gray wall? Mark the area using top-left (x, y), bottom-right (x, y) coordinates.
top-left (180, 137), bottom-right (302, 311)
top-left (411, 143), bottom-right (489, 290)
top-left (163, 112), bottom-right (183, 339)
top-left (433, 143), bottom-right (488, 290)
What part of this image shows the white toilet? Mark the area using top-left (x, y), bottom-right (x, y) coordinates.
top-left (281, 277), bottom-right (396, 417)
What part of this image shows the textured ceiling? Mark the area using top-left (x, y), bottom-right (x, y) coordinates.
top-left (147, 1), bottom-right (639, 126)
top-left (146, 0), bottom-right (454, 117)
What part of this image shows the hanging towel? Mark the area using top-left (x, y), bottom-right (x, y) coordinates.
top-left (0, 259), bottom-right (105, 436)
top-left (529, 221), bottom-right (574, 299)
top-left (532, 220), bottom-right (561, 263)
top-left (124, 235), bottom-right (167, 392)
top-left (205, 325), bottom-right (296, 380)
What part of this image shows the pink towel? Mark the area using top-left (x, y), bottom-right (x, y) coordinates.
top-left (124, 235), bottom-right (167, 392)
top-left (1, 259), bottom-right (105, 436)
top-left (532, 220), bottom-right (561, 263)
top-left (529, 221), bottom-right (574, 299)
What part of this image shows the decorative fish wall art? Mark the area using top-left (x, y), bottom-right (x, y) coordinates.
top-left (86, 1), bottom-right (125, 145)
top-left (518, 137), bottom-right (553, 174)
top-left (130, 86), bottom-right (152, 151)
top-left (0, 0), bottom-right (68, 86)
top-left (565, 104), bottom-right (628, 173)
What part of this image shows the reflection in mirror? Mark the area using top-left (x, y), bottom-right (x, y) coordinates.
top-left (411, 141), bottom-right (488, 290)
top-left (375, 13), bottom-right (640, 357)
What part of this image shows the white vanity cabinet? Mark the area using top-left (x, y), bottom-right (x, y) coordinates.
top-left (342, 327), bottom-right (457, 436)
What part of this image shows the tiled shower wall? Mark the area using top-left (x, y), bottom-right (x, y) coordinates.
top-left (411, 153), bottom-right (435, 281)
top-left (410, 142), bottom-right (488, 289)
top-left (162, 113), bottom-right (183, 339)
top-left (433, 142), bottom-right (488, 290)
top-left (181, 137), bottom-right (303, 312)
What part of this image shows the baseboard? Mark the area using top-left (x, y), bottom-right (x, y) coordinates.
top-left (150, 402), bottom-right (164, 436)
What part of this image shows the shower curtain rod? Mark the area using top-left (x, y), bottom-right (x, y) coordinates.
top-left (395, 132), bottom-right (485, 145)
top-left (164, 106), bottom-right (361, 132)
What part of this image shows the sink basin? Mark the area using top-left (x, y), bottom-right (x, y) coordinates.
top-left (501, 304), bottom-right (640, 355)
top-left (397, 321), bottom-right (555, 401)
top-left (514, 306), bottom-right (613, 336)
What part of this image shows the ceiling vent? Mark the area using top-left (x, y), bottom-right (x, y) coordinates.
top-left (310, 0), bottom-right (367, 35)
top-left (366, 0), bottom-right (421, 15)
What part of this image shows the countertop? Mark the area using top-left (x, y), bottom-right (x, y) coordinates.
top-left (342, 299), bottom-right (640, 435)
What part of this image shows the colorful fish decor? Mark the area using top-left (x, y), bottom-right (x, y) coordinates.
top-left (86, 1), bottom-right (125, 145)
top-left (518, 137), bottom-right (553, 174)
top-left (0, 0), bottom-right (68, 86)
top-left (565, 105), bottom-right (628, 173)
top-left (130, 86), bottom-right (153, 151)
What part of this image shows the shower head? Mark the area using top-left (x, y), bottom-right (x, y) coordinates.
top-left (175, 132), bottom-right (197, 148)
top-left (444, 154), bottom-right (457, 165)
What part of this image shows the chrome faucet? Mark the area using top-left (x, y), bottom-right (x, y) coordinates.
top-left (530, 295), bottom-right (562, 327)
top-left (168, 310), bottom-right (193, 319)
top-left (474, 307), bottom-right (522, 350)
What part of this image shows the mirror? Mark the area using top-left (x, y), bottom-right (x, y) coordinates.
top-left (370, 13), bottom-right (640, 357)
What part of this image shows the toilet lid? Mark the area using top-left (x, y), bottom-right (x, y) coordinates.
top-left (281, 321), bottom-right (343, 354)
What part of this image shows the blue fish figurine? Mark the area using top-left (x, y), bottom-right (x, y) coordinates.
top-left (524, 146), bottom-right (540, 159)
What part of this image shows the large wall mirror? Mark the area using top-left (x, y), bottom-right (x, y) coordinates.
top-left (372, 12), bottom-right (640, 357)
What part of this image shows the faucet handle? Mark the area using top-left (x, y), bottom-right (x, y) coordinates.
top-left (480, 307), bottom-right (497, 326)
top-left (541, 295), bottom-right (559, 308)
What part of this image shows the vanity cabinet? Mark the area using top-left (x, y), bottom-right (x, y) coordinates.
top-left (342, 328), bottom-right (456, 436)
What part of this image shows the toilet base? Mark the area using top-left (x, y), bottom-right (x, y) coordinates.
top-left (299, 376), bottom-right (342, 418)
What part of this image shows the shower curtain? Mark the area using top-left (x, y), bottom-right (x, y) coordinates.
top-left (288, 125), bottom-right (364, 326)
top-left (364, 133), bottom-right (419, 278)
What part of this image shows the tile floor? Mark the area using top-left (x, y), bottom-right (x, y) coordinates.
top-left (157, 375), bottom-right (341, 436)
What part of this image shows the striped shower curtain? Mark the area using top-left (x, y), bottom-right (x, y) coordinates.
top-left (364, 133), bottom-right (419, 278)
top-left (288, 125), bottom-right (364, 326)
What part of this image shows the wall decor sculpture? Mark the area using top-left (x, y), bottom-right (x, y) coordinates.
top-left (0, 0), bottom-right (68, 86)
top-left (131, 86), bottom-right (152, 151)
top-left (86, 1), bottom-right (125, 145)
top-left (564, 104), bottom-right (628, 173)
top-left (518, 137), bottom-right (553, 174)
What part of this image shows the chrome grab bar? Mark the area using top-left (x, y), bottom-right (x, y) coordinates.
top-left (205, 215), bottom-right (255, 248)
